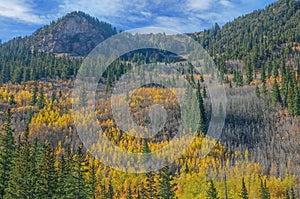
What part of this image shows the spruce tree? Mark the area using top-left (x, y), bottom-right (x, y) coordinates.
top-left (37, 87), bottom-right (45, 109)
top-left (88, 157), bottom-right (97, 199)
top-left (37, 143), bottom-right (57, 199)
top-left (31, 83), bottom-right (38, 106)
top-left (144, 171), bottom-right (157, 199)
top-left (108, 180), bottom-right (114, 199)
top-left (56, 148), bottom-right (75, 199)
top-left (239, 178), bottom-right (248, 199)
top-left (271, 79), bottom-right (281, 106)
top-left (4, 131), bottom-right (35, 199)
top-left (206, 180), bottom-right (219, 199)
top-left (126, 186), bottom-right (132, 199)
top-left (0, 110), bottom-right (15, 198)
top-left (293, 85), bottom-right (300, 116)
top-left (157, 166), bottom-right (176, 199)
top-left (260, 180), bottom-right (270, 199)
top-left (79, 85), bottom-right (88, 107)
top-left (73, 146), bottom-right (89, 199)
top-left (290, 188), bottom-right (296, 199)
top-left (196, 80), bottom-right (207, 135)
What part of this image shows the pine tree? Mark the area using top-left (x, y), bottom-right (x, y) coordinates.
top-left (285, 188), bottom-right (290, 199)
top-left (239, 178), bottom-right (248, 199)
top-left (196, 80), bottom-right (207, 135)
top-left (271, 79), bottom-right (281, 106)
top-left (206, 180), bottom-right (219, 199)
top-left (4, 131), bottom-right (35, 199)
top-left (144, 171), bottom-right (157, 199)
top-left (255, 85), bottom-right (261, 98)
top-left (293, 85), bottom-right (300, 116)
top-left (260, 180), bottom-right (270, 199)
top-left (88, 157), bottom-right (97, 199)
top-left (37, 87), bottom-right (45, 109)
top-left (0, 110), bottom-right (15, 198)
top-left (31, 83), bottom-right (38, 106)
top-left (290, 188), bottom-right (296, 199)
top-left (37, 143), bottom-right (57, 199)
top-left (126, 186), bottom-right (132, 199)
top-left (157, 166), bottom-right (176, 199)
top-left (56, 148), bottom-right (75, 199)
top-left (8, 95), bottom-right (16, 105)
top-left (246, 64), bottom-right (253, 84)
top-left (261, 66), bottom-right (266, 83)
top-left (79, 85), bottom-right (88, 107)
top-left (108, 180), bottom-right (114, 199)
top-left (73, 146), bottom-right (89, 199)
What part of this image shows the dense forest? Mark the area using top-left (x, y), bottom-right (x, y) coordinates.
top-left (0, 0), bottom-right (299, 198)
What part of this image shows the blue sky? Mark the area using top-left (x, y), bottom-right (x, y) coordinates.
top-left (0, 0), bottom-right (276, 42)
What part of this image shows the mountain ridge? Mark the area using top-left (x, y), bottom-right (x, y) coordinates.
top-left (23, 11), bottom-right (117, 56)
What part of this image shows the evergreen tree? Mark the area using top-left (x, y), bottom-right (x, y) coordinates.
top-left (206, 180), bottom-right (219, 199)
top-left (8, 95), bottom-right (16, 106)
top-left (271, 79), bottom-right (281, 106)
top-left (31, 83), bottom-right (38, 106)
top-left (290, 188), bottom-right (296, 199)
top-left (56, 148), bottom-right (75, 199)
top-left (196, 80), bottom-right (207, 135)
top-left (246, 64), bottom-right (253, 84)
top-left (260, 179), bottom-right (270, 199)
top-left (255, 85), bottom-right (261, 98)
top-left (293, 85), bottom-right (300, 116)
top-left (0, 110), bottom-right (15, 198)
top-left (88, 157), bottom-right (97, 199)
top-left (79, 85), bottom-right (88, 107)
top-left (239, 178), bottom-right (248, 199)
top-left (126, 186), bottom-right (132, 199)
top-left (37, 143), bottom-right (57, 199)
top-left (285, 188), bottom-right (290, 199)
top-left (144, 171), bottom-right (157, 199)
top-left (157, 166), bottom-right (176, 199)
top-left (108, 180), bottom-right (114, 199)
top-left (37, 87), bottom-right (45, 109)
top-left (73, 146), bottom-right (89, 199)
top-left (4, 131), bottom-right (35, 199)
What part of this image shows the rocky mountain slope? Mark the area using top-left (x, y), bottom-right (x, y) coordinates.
top-left (24, 11), bottom-right (117, 56)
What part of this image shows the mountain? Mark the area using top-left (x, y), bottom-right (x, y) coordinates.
top-left (24, 11), bottom-right (117, 56)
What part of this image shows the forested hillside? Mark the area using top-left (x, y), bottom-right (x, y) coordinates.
top-left (0, 0), bottom-right (299, 198)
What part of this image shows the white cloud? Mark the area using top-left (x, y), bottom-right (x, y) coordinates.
top-left (187, 0), bottom-right (214, 11)
top-left (0, 0), bottom-right (43, 23)
top-left (58, 0), bottom-right (123, 17)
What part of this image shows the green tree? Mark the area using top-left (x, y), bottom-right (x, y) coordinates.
top-left (4, 131), bottom-right (36, 199)
top-left (271, 79), bottom-right (281, 106)
top-left (260, 180), bottom-right (270, 199)
top-left (157, 166), bottom-right (176, 199)
top-left (37, 87), bottom-right (45, 109)
top-left (126, 186), bottom-right (132, 199)
top-left (56, 148), bottom-right (75, 199)
top-left (79, 85), bottom-right (88, 107)
top-left (73, 146), bottom-right (89, 199)
top-left (88, 158), bottom-right (97, 199)
top-left (31, 83), bottom-right (38, 106)
top-left (196, 80), bottom-right (207, 135)
top-left (8, 95), bottom-right (16, 106)
top-left (239, 178), bottom-right (248, 199)
top-left (206, 180), bottom-right (219, 199)
top-left (0, 110), bottom-right (15, 198)
top-left (37, 143), bottom-right (57, 199)
top-left (293, 85), bottom-right (300, 116)
top-left (144, 171), bottom-right (157, 199)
